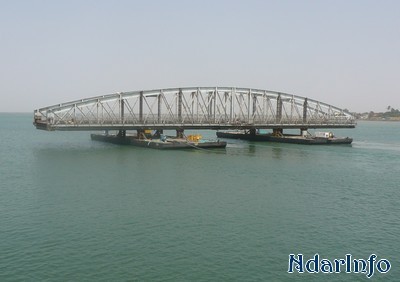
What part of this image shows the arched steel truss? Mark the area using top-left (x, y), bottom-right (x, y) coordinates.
top-left (34, 87), bottom-right (356, 131)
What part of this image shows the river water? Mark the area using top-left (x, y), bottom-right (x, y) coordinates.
top-left (0, 113), bottom-right (399, 281)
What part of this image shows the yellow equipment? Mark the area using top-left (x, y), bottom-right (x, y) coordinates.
top-left (187, 134), bottom-right (202, 142)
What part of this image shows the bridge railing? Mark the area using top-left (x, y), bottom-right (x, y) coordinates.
top-left (35, 113), bottom-right (355, 129)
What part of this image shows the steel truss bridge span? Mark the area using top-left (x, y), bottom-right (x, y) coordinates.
top-left (34, 87), bottom-right (356, 131)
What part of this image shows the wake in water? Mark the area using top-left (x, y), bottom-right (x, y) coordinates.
top-left (353, 141), bottom-right (400, 153)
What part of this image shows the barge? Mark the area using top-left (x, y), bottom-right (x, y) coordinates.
top-left (91, 133), bottom-right (227, 150)
top-left (216, 130), bottom-right (352, 145)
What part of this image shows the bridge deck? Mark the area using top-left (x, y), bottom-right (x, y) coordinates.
top-left (34, 121), bottom-right (355, 131)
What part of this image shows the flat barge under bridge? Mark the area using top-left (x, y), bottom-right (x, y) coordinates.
top-left (216, 130), bottom-right (353, 145)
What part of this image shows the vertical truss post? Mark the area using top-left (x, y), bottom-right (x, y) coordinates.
top-left (191, 92), bottom-right (195, 123)
top-left (224, 92), bottom-right (229, 122)
top-left (208, 92), bottom-right (213, 121)
top-left (213, 88), bottom-right (217, 123)
top-left (158, 93), bottom-right (162, 123)
top-left (101, 102), bottom-right (104, 124)
top-left (303, 98), bottom-right (308, 123)
top-left (276, 94), bottom-right (282, 123)
top-left (252, 94), bottom-right (257, 121)
top-left (120, 97), bottom-right (124, 124)
top-left (291, 96), bottom-right (294, 121)
top-left (97, 99), bottom-right (99, 124)
top-left (73, 104), bottom-right (76, 123)
top-left (230, 88), bottom-right (234, 122)
top-left (263, 92), bottom-right (267, 122)
top-left (247, 90), bottom-right (251, 122)
top-left (178, 88), bottom-right (183, 121)
top-left (196, 89), bottom-right (199, 122)
top-left (139, 91), bottom-right (143, 123)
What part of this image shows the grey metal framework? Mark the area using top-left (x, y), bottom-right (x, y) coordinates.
top-left (33, 87), bottom-right (356, 131)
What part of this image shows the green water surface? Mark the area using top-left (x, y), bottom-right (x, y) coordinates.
top-left (0, 114), bottom-right (399, 281)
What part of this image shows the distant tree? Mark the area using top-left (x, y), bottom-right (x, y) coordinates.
top-left (368, 111), bottom-right (374, 118)
top-left (387, 105), bottom-right (391, 111)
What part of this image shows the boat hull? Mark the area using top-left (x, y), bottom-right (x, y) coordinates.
top-left (91, 134), bottom-right (227, 149)
top-left (216, 132), bottom-right (352, 145)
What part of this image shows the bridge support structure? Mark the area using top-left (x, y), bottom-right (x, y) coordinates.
top-left (33, 86), bottom-right (356, 132)
top-left (273, 128), bottom-right (283, 137)
top-left (176, 129), bottom-right (184, 138)
top-left (117, 130), bottom-right (126, 137)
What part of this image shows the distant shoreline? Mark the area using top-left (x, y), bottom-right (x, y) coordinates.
top-left (356, 118), bottom-right (400, 122)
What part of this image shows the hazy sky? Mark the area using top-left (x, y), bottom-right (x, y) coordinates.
top-left (1, 0), bottom-right (399, 113)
